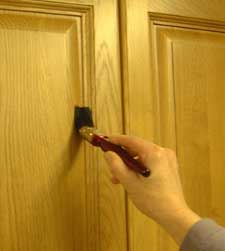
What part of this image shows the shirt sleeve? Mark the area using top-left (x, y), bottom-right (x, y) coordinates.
top-left (180, 219), bottom-right (225, 251)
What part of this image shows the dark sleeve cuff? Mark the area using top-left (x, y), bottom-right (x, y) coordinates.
top-left (180, 218), bottom-right (225, 251)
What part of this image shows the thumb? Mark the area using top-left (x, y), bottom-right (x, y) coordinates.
top-left (104, 151), bottom-right (138, 185)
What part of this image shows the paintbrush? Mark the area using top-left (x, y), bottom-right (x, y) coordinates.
top-left (75, 106), bottom-right (150, 177)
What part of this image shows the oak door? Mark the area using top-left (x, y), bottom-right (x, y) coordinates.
top-left (0, 1), bottom-right (126, 251)
top-left (120, 1), bottom-right (225, 251)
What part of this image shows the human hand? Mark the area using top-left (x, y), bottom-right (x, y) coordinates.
top-left (104, 135), bottom-right (200, 244)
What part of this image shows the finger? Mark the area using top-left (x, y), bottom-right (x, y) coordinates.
top-left (109, 135), bottom-right (161, 158)
top-left (104, 151), bottom-right (138, 186)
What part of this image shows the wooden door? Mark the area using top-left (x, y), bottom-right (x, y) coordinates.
top-left (0, 1), bottom-right (127, 251)
top-left (120, 1), bottom-right (225, 251)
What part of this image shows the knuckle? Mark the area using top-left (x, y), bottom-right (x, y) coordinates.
top-left (154, 148), bottom-right (165, 159)
top-left (153, 147), bottom-right (177, 161)
top-left (165, 148), bottom-right (176, 157)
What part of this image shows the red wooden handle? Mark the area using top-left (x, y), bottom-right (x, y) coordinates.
top-left (92, 134), bottom-right (150, 177)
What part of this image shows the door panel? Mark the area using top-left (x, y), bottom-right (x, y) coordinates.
top-left (120, 1), bottom-right (225, 251)
top-left (0, 1), bottom-right (126, 251)
top-left (151, 21), bottom-right (225, 250)
top-left (0, 10), bottom-right (86, 251)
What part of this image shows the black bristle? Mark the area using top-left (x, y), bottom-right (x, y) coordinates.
top-left (75, 106), bottom-right (94, 132)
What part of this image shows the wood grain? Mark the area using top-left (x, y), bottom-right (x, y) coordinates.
top-left (172, 31), bottom-right (225, 223)
top-left (153, 24), bottom-right (225, 251)
top-left (0, 8), bottom-right (87, 251)
top-left (120, 1), bottom-right (225, 251)
top-left (148, 0), bottom-right (225, 22)
top-left (0, 1), bottom-right (127, 251)
top-left (94, 1), bottom-right (127, 251)
top-left (119, 1), bottom-right (157, 251)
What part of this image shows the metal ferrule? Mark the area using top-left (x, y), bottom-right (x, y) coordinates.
top-left (79, 126), bottom-right (95, 142)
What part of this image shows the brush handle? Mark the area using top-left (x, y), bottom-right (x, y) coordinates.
top-left (92, 134), bottom-right (150, 177)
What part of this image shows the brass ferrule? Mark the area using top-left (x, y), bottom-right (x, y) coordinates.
top-left (79, 126), bottom-right (95, 142)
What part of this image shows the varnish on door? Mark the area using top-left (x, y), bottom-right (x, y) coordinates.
top-left (0, 1), bottom-right (126, 251)
top-left (1, 1), bottom-right (225, 251)
top-left (121, 1), bottom-right (225, 251)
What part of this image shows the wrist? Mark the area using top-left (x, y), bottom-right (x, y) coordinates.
top-left (159, 207), bottom-right (201, 245)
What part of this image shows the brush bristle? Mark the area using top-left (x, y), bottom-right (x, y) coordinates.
top-left (75, 106), bottom-right (94, 132)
